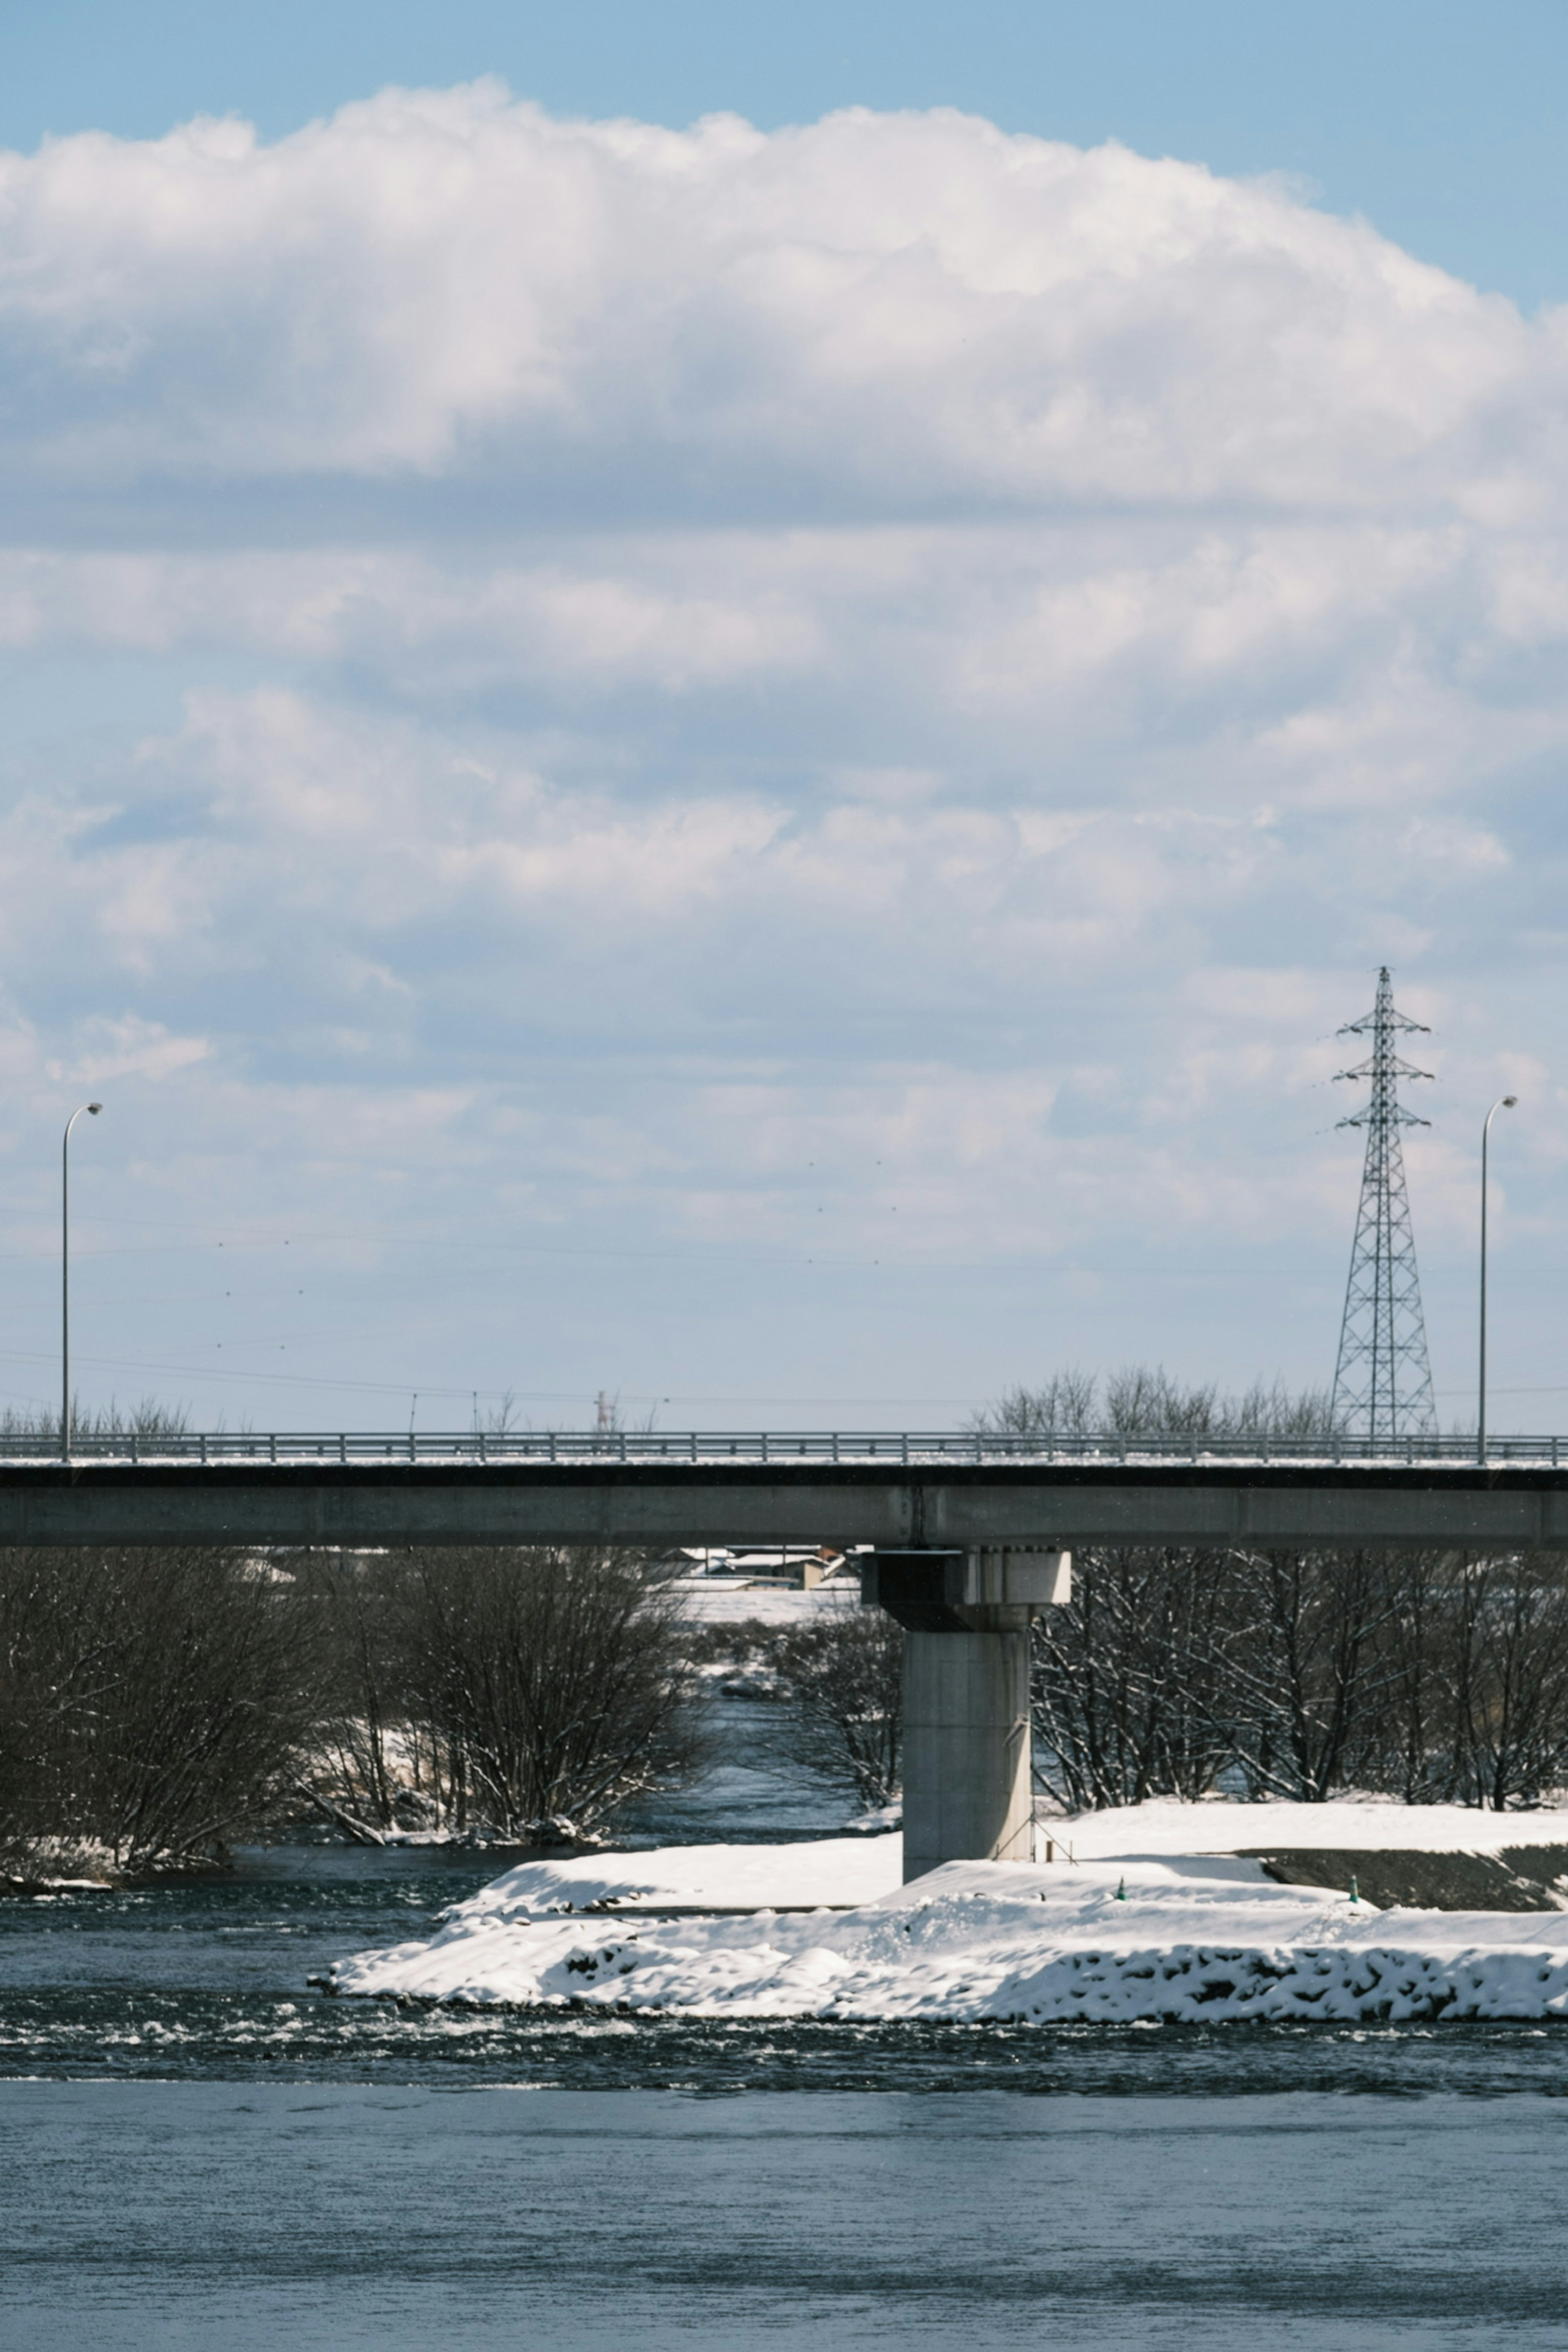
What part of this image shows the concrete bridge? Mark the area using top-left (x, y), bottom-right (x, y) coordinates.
top-left (4, 1427), bottom-right (1567, 1550)
top-left (7, 1428), bottom-right (1566, 1884)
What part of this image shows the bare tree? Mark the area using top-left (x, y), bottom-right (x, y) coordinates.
top-left (1031, 1544), bottom-right (1244, 1812)
top-left (973, 1366), bottom-right (1337, 1446)
top-left (1004, 1367), bottom-right (1344, 1811)
top-left (0, 1546), bottom-right (316, 1875)
top-left (0, 1398), bottom-right (192, 1440)
top-left (296, 1549), bottom-right (420, 1837)
top-left (1343, 1547), bottom-right (1459, 1804)
top-left (767, 1598), bottom-right (903, 1809)
top-left (1448, 1555), bottom-right (1568, 1809)
top-left (972, 1370), bottom-right (1100, 1438)
top-left (1223, 1547), bottom-right (1405, 1801)
top-left (389, 1545), bottom-right (701, 1840)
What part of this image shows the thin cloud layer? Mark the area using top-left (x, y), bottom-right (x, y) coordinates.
top-left (0, 86), bottom-right (1563, 1417)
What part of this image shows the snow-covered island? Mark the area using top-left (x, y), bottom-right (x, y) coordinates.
top-left (324, 1802), bottom-right (1568, 2024)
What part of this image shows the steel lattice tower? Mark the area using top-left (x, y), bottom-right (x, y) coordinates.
top-left (1330, 967), bottom-right (1437, 1438)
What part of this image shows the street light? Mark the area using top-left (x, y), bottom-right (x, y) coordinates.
top-left (1479, 1093), bottom-right (1518, 1464)
top-left (62, 1102), bottom-right (102, 1461)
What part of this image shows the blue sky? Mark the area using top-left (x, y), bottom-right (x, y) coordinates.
top-left (0, 7), bottom-right (1563, 1432)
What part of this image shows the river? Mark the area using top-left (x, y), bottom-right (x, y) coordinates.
top-left (4, 1701), bottom-right (1568, 2347)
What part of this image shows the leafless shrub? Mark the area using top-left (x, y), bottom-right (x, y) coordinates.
top-left (765, 1599), bottom-right (903, 1809)
top-left (308, 1546), bottom-right (702, 1842)
top-left (294, 1549), bottom-right (419, 1838)
top-left (0, 1546), bottom-right (316, 1875)
top-left (683, 1617), bottom-right (780, 1673)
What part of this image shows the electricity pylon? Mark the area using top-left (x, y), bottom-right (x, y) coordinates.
top-left (1330, 967), bottom-right (1437, 1439)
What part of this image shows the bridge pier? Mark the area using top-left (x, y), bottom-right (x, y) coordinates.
top-left (860, 1548), bottom-right (1071, 1883)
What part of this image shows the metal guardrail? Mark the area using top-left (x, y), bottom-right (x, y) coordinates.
top-left (1, 1430), bottom-right (1564, 1468)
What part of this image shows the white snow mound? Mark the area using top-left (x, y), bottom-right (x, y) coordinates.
top-left (399, 1835), bottom-right (904, 1921)
top-left (326, 1821), bottom-right (1568, 2023)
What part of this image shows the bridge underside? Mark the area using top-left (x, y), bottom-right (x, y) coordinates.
top-left (1, 1459), bottom-right (1566, 1551)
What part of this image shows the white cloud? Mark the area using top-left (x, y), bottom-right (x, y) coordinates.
top-left (0, 89), bottom-right (1557, 514)
top-left (45, 1014), bottom-right (209, 1086)
top-left (0, 89), bottom-right (1566, 1416)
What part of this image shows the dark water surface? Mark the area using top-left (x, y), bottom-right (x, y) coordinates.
top-left (5, 1728), bottom-right (1568, 2345)
top-left (6, 2081), bottom-right (1568, 2350)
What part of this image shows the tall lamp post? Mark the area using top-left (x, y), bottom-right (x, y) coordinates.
top-left (1479, 1093), bottom-right (1518, 1464)
top-left (62, 1102), bottom-right (102, 1461)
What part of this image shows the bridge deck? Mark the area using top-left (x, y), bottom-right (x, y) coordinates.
top-left (1, 1437), bottom-right (1566, 1549)
top-left (5, 1428), bottom-right (1564, 1469)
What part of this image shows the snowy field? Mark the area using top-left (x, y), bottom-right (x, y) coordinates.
top-left (1043, 1797), bottom-right (1568, 1860)
top-left (673, 1577), bottom-right (854, 1627)
top-left (326, 1800), bottom-right (1568, 2023)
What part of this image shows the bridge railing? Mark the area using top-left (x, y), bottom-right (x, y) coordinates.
top-left (1, 1429), bottom-right (1563, 1467)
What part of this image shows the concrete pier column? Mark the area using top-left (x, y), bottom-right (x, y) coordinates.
top-left (902, 1610), bottom-right (1033, 1882)
top-left (860, 1547), bottom-right (1071, 1883)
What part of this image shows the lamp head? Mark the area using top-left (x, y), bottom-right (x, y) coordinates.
top-left (87, 1103), bottom-right (101, 1115)
top-left (1503, 1095), bottom-right (1518, 1109)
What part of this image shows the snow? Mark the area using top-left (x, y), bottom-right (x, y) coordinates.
top-left (1041, 1797), bottom-right (1568, 1860)
top-left (368, 1835), bottom-right (905, 1921)
top-left (674, 1579), bottom-right (855, 1626)
top-left (323, 1802), bottom-right (1568, 2022)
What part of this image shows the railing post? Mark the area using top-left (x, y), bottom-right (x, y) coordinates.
top-left (269, 1433), bottom-right (277, 1464)
top-left (760, 1431), bottom-right (769, 1463)
top-left (200, 1432), bottom-right (207, 1465)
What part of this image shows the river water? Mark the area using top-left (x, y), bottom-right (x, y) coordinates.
top-left (5, 1703), bottom-right (1568, 2347)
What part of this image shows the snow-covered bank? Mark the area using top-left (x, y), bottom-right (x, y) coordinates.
top-left (1052, 1798), bottom-right (1568, 1860)
top-left (323, 1802), bottom-right (1568, 2023)
top-left (325, 1850), bottom-right (1568, 2022)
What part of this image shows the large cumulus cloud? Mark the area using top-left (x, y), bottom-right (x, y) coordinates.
top-left (0, 87), bottom-right (1558, 510)
top-left (0, 86), bottom-right (1562, 1420)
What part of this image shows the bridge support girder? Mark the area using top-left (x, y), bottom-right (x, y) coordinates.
top-left (861, 1549), bottom-right (1070, 1883)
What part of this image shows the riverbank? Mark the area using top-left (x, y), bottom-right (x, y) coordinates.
top-left (324, 1800), bottom-right (1568, 2022)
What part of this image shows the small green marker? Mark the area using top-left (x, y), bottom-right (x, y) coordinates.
top-left (1116, 1876), bottom-right (1126, 1900)
top-left (1349, 1875), bottom-right (1360, 1905)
